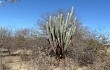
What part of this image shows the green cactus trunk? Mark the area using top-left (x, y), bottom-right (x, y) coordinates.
top-left (46, 7), bottom-right (76, 59)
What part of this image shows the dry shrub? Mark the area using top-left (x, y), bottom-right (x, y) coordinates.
top-left (20, 54), bottom-right (31, 61)
top-left (87, 51), bottom-right (110, 70)
top-left (1, 64), bottom-right (10, 70)
top-left (65, 24), bottom-right (109, 67)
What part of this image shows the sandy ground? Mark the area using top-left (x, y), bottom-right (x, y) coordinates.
top-left (0, 47), bottom-right (110, 70)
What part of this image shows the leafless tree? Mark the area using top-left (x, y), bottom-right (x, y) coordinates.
top-left (0, 0), bottom-right (19, 6)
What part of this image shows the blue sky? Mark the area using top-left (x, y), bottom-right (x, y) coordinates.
top-left (0, 0), bottom-right (110, 34)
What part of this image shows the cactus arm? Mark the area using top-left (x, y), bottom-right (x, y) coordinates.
top-left (46, 19), bottom-right (55, 52)
top-left (46, 7), bottom-right (76, 53)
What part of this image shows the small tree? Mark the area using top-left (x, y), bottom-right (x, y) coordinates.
top-left (0, 27), bottom-right (12, 55)
top-left (46, 7), bottom-right (76, 59)
top-left (14, 29), bottom-right (30, 49)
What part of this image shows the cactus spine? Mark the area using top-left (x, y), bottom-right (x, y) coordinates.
top-left (46, 7), bottom-right (76, 58)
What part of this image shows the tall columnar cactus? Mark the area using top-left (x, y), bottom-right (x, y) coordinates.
top-left (46, 7), bottom-right (76, 58)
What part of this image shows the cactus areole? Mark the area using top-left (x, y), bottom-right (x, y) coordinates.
top-left (46, 7), bottom-right (76, 59)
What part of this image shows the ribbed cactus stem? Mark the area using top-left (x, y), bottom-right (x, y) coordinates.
top-left (46, 19), bottom-right (55, 52)
top-left (46, 7), bottom-right (76, 56)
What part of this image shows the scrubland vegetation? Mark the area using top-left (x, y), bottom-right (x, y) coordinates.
top-left (0, 7), bottom-right (110, 70)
